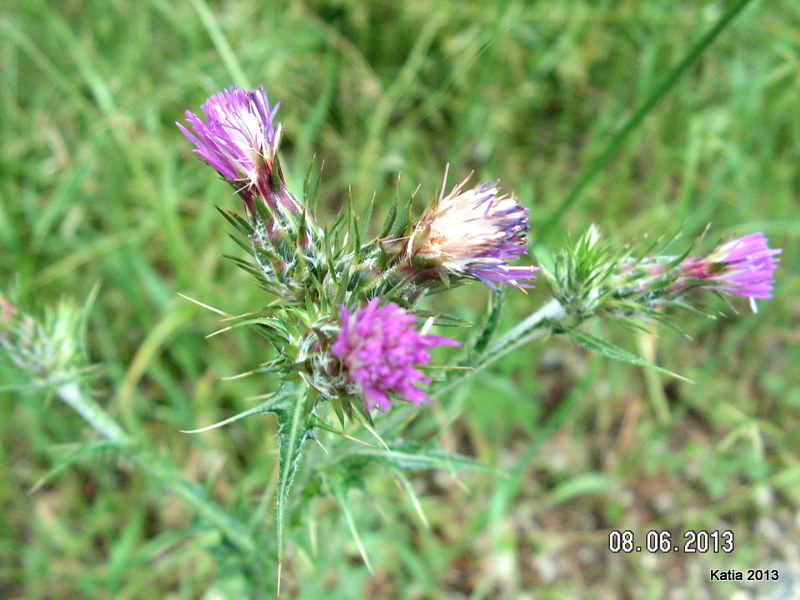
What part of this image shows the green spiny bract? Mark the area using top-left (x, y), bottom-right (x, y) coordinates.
top-left (218, 186), bottom-right (452, 422)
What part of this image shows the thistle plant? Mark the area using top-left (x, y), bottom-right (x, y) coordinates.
top-left (2, 81), bottom-right (781, 596)
top-left (175, 86), bottom-right (556, 566)
top-left (174, 85), bottom-right (782, 574)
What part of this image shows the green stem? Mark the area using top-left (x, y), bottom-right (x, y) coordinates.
top-left (430, 298), bottom-right (566, 401)
top-left (535, 0), bottom-right (755, 242)
top-left (132, 452), bottom-right (256, 555)
top-left (379, 298), bottom-right (567, 434)
top-left (55, 382), bottom-right (256, 555)
top-left (57, 382), bottom-right (131, 446)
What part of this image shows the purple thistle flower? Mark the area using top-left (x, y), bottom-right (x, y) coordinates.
top-left (407, 174), bottom-right (540, 290)
top-left (331, 299), bottom-right (460, 413)
top-left (177, 85), bottom-right (298, 213)
top-left (679, 233), bottom-right (781, 299)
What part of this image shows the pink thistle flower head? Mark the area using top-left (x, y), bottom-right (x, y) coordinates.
top-left (331, 299), bottom-right (460, 413)
top-left (177, 85), bottom-right (298, 213)
top-left (679, 233), bottom-right (781, 300)
top-left (407, 173), bottom-right (540, 290)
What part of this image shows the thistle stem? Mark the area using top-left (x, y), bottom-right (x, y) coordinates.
top-left (378, 298), bottom-right (568, 435)
top-left (55, 381), bottom-right (256, 555)
top-left (430, 298), bottom-right (566, 401)
top-left (56, 382), bottom-right (131, 446)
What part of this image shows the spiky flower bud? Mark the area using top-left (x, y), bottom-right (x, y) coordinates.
top-left (613, 233), bottom-right (781, 313)
top-left (0, 294), bottom-right (88, 387)
top-left (404, 174), bottom-right (539, 291)
top-left (330, 299), bottom-right (459, 412)
top-left (549, 228), bottom-right (782, 322)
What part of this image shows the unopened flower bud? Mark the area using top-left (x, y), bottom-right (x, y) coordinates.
top-left (0, 296), bottom-right (87, 386)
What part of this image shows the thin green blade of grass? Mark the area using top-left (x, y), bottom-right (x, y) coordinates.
top-left (535, 0), bottom-right (756, 243)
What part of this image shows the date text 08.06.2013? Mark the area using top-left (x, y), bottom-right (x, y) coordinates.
top-left (608, 530), bottom-right (733, 554)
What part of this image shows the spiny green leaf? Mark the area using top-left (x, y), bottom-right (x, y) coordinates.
top-left (349, 398), bottom-right (376, 429)
top-left (378, 197), bottom-right (398, 238)
top-left (564, 326), bottom-right (691, 382)
top-left (322, 233), bottom-right (339, 276)
top-left (388, 194), bottom-right (414, 240)
top-left (181, 385), bottom-right (296, 433)
top-left (215, 206), bottom-right (253, 237)
top-left (334, 262), bottom-right (351, 307)
top-left (328, 212), bottom-right (348, 237)
top-left (225, 231), bottom-right (256, 255)
top-left (276, 385), bottom-right (314, 562)
top-left (221, 316), bottom-right (289, 336)
top-left (360, 195), bottom-right (375, 241)
top-left (330, 396), bottom-right (346, 427)
top-left (221, 254), bottom-right (264, 280)
top-left (304, 286), bottom-right (316, 317)
top-left (247, 360), bottom-right (286, 376)
top-left (345, 442), bottom-right (496, 473)
top-left (303, 157), bottom-right (322, 214)
top-left (347, 193), bottom-right (362, 260)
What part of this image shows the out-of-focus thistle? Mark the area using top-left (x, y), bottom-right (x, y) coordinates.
top-left (0, 292), bottom-right (88, 388)
top-left (0, 292), bottom-right (130, 444)
top-left (546, 227), bottom-right (781, 323)
top-left (676, 232), bottom-right (781, 300)
top-left (401, 172), bottom-right (540, 291)
top-left (0, 293), bottom-right (260, 554)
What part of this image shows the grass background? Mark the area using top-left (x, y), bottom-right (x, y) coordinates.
top-left (2, 0), bottom-right (799, 598)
